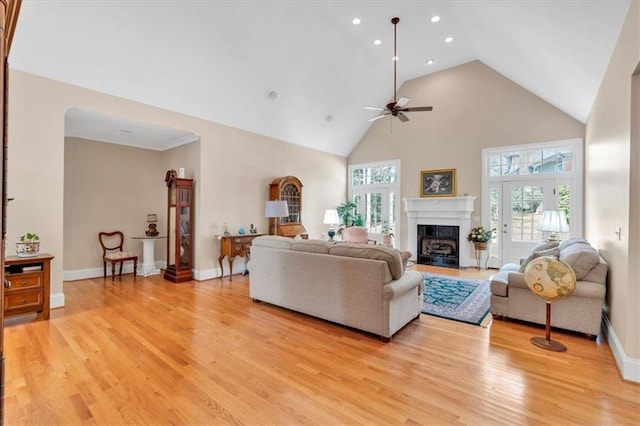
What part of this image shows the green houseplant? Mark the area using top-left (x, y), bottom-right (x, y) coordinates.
top-left (16, 232), bottom-right (40, 257)
top-left (467, 226), bottom-right (495, 249)
top-left (336, 201), bottom-right (364, 237)
top-left (381, 224), bottom-right (394, 246)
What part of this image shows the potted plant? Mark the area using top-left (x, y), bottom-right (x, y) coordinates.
top-left (467, 226), bottom-right (495, 250)
top-left (336, 201), bottom-right (364, 237)
top-left (16, 232), bottom-right (40, 257)
top-left (381, 224), bottom-right (394, 245)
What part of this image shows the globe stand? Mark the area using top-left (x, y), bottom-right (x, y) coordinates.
top-left (530, 301), bottom-right (567, 352)
top-left (523, 256), bottom-right (576, 353)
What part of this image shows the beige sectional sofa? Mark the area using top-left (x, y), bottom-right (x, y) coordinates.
top-left (248, 235), bottom-right (424, 341)
top-left (490, 238), bottom-right (608, 337)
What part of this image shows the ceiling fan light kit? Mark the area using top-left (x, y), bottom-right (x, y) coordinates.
top-left (365, 17), bottom-right (433, 123)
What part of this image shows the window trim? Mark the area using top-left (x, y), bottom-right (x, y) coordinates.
top-left (348, 159), bottom-right (402, 246)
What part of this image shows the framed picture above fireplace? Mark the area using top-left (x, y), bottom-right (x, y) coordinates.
top-left (420, 168), bottom-right (456, 197)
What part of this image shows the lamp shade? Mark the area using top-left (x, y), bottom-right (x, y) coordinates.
top-left (265, 200), bottom-right (289, 218)
top-left (147, 213), bottom-right (158, 222)
top-left (538, 210), bottom-right (569, 233)
top-left (323, 209), bottom-right (340, 225)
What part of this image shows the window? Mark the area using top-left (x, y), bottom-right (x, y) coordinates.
top-left (348, 160), bottom-right (401, 244)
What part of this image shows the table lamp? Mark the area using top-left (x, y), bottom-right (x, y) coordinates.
top-left (538, 210), bottom-right (569, 242)
top-left (265, 200), bottom-right (289, 235)
top-left (323, 209), bottom-right (340, 241)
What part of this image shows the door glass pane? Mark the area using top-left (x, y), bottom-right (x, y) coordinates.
top-left (363, 192), bottom-right (383, 233)
top-left (180, 206), bottom-right (190, 268)
top-left (490, 187), bottom-right (500, 259)
top-left (511, 185), bottom-right (545, 242)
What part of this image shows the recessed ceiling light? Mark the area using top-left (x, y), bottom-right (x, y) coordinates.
top-left (265, 88), bottom-right (278, 101)
top-left (444, 36), bottom-right (453, 43)
top-left (374, 39), bottom-right (382, 45)
top-left (352, 17), bottom-right (361, 25)
top-left (430, 16), bottom-right (440, 23)
top-left (426, 58), bottom-right (435, 65)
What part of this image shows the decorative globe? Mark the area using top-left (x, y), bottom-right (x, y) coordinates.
top-left (524, 256), bottom-right (576, 301)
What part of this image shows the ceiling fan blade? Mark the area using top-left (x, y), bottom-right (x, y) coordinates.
top-left (369, 114), bottom-right (388, 122)
top-left (363, 106), bottom-right (385, 111)
top-left (396, 97), bottom-right (410, 108)
top-left (403, 106), bottom-right (433, 112)
top-left (397, 112), bottom-right (409, 122)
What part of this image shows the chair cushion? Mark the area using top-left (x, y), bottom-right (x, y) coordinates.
top-left (105, 251), bottom-right (136, 260)
top-left (341, 227), bottom-right (370, 244)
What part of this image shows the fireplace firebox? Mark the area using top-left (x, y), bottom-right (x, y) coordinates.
top-left (417, 225), bottom-right (459, 268)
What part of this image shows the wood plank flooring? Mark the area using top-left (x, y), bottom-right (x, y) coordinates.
top-left (3, 265), bottom-right (639, 425)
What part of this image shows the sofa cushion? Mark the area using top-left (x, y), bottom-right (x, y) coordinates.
top-left (251, 235), bottom-right (293, 250)
top-left (291, 240), bottom-right (333, 254)
top-left (519, 247), bottom-right (560, 272)
top-left (532, 241), bottom-right (559, 252)
top-left (558, 237), bottom-right (590, 251)
top-left (329, 243), bottom-right (404, 280)
top-left (559, 242), bottom-right (600, 280)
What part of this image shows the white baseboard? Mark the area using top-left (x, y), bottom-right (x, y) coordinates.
top-left (64, 261), bottom-right (168, 281)
top-left (50, 292), bottom-right (65, 309)
top-left (603, 314), bottom-right (640, 383)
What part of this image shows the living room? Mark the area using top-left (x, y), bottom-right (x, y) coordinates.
top-left (2, 0), bottom-right (639, 423)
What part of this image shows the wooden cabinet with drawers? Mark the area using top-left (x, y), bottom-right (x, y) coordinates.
top-left (4, 253), bottom-right (53, 320)
top-left (218, 234), bottom-right (264, 281)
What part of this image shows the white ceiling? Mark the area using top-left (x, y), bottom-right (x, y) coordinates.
top-left (10, 1), bottom-right (631, 157)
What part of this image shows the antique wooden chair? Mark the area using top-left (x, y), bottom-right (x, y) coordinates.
top-left (98, 231), bottom-right (138, 280)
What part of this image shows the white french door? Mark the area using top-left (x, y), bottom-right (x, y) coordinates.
top-left (500, 180), bottom-right (555, 264)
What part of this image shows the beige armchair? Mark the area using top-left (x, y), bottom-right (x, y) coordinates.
top-left (340, 227), bottom-right (376, 244)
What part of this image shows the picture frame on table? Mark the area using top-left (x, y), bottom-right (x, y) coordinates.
top-left (420, 168), bottom-right (456, 197)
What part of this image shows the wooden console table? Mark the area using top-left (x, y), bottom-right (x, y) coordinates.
top-left (218, 234), bottom-right (264, 280)
top-left (4, 253), bottom-right (54, 320)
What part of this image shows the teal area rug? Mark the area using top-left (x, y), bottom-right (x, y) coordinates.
top-left (422, 273), bottom-right (491, 326)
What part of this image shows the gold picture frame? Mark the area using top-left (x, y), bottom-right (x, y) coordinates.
top-left (420, 168), bottom-right (456, 197)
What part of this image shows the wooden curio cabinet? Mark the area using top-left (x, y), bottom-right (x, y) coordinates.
top-left (164, 170), bottom-right (194, 282)
top-left (269, 176), bottom-right (308, 238)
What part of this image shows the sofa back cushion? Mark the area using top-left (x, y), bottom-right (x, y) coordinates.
top-left (519, 246), bottom-right (560, 272)
top-left (559, 242), bottom-right (600, 280)
top-left (329, 244), bottom-right (404, 280)
top-left (251, 235), bottom-right (293, 250)
top-left (291, 240), bottom-right (333, 254)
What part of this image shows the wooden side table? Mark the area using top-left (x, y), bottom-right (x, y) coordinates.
top-left (218, 234), bottom-right (264, 280)
top-left (4, 253), bottom-right (54, 320)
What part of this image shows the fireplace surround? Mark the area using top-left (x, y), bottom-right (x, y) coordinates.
top-left (404, 196), bottom-right (476, 268)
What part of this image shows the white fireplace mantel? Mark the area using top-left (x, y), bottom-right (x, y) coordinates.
top-left (403, 196), bottom-right (476, 267)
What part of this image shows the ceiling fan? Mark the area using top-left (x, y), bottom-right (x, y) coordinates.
top-left (365, 17), bottom-right (433, 123)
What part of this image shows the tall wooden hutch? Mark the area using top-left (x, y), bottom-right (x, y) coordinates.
top-left (164, 170), bottom-right (194, 282)
top-left (1, 1), bottom-right (22, 421)
top-left (269, 176), bottom-right (308, 238)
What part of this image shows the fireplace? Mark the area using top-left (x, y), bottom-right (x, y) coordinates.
top-left (417, 225), bottom-right (459, 268)
top-left (403, 196), bottom-right (476, 268)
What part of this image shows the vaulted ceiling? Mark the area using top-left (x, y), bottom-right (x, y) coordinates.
top-left (10, 1), bottom-right (631, 156)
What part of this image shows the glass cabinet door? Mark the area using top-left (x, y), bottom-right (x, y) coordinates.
top-left (164, 170), bottom-right (194, 282)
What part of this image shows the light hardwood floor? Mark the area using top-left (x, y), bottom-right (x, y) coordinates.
top-left (3, 265), bottom-right (639, 425)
